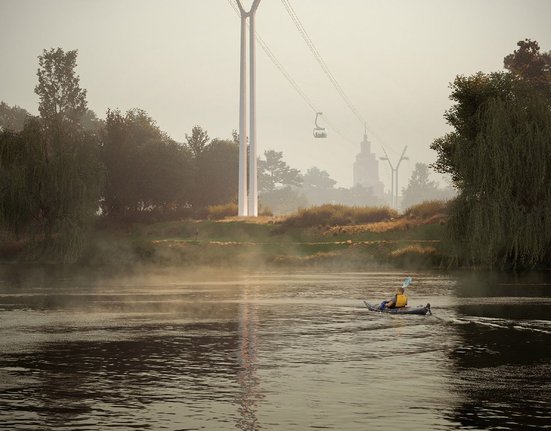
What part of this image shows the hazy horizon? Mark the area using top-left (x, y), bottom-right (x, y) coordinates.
top-left (1, 0), bottom-right (550, 189)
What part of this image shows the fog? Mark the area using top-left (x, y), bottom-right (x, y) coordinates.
top-left (1, 0), bottom-right (550, 188)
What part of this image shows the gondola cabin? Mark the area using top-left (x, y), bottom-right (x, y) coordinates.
top-left (313, 112), bottom-right (327, 138)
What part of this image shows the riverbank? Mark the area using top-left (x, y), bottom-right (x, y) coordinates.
top-left (0, 202), bottom-right (453, 269)
top-left (74, 210), bottom-right (450, 270)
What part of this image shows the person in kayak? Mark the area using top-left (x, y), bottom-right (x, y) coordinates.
top-left (379, 286), bottom-right (408, 310)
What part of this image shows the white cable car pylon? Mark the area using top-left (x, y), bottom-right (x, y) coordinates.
top-left (227, 0), bottom-right (357, 147)
top-left (235, 0), bottom-right (261, 217)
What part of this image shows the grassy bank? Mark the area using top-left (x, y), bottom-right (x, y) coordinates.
top-left (0, 202), bottom-right (452, 269)
top-left (71, 202), bottom-right (451, 270)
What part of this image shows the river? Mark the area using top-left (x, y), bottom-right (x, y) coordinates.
top-left (0, 268), bottom-right (549, 430)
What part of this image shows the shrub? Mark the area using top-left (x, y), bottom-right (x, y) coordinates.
top-left (206, 203), bottom-right (238, 220)
top-left (403, 200), bottom-right (449, 219)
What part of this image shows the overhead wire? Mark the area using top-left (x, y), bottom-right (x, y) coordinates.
top-left (279, 0), bottom-right (398, 154)
top-left (280, 0), bottom-right (365, 126)
top-left (226, 0), bottom-right (357, 146)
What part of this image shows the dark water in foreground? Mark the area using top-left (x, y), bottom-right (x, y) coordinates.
top-left (0, 269), bottom-right (549, 430)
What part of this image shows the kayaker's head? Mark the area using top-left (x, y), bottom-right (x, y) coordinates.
top-left (398, 287), bottom-right (405, 294)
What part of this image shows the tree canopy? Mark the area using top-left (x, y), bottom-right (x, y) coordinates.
top-left (258, 150), bottom-right (302, 192)
top-left (0, 102), bottom-right (32, 132)
top-left (35, 48), bottom-right (88, 126)
top-left (194, 138), bottom-right (239, 208)
top-left (431, 39), bottom-right (551, 269)
top-left (101, 108), bottom-right (193, 218)
top-left (0, 48), bottom-right (104, 262)
top-left (303, 166), bottom-right (336, 190)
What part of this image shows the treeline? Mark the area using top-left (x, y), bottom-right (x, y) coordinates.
top-left (257, 151), bottom-right (388, 214)
top-left (431, 39), bottom-right (551, 269)
top-left (0, 48), bottom-right (238, 262)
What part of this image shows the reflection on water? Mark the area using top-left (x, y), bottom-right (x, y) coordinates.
top-left (236, 287), bottom-right (262, 431)
top-left (0, 269), bottom-right (549, 430)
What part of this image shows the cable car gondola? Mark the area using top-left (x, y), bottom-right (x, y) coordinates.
top-left (313, 112), bottom-right (327, 138)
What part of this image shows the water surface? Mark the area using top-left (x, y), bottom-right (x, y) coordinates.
top-left (0, 269), bottom-right (549, 430)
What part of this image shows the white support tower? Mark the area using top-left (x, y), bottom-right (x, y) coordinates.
top-left (236, 0), bottom-right (261, 217)
top-left (380, 146), bottom-right (408, 209)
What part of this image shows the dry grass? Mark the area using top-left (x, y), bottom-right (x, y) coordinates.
top-left (206, 203), bottom-right (238, 220)
top-left (283, 204), bottom-right (398, 228)
top-left (220, 215), bottom-right (285, 224)
top-left (389, 245), bottom-right (438, 258)
top-left (403, 200), bottom-right (449, 219)
top-left (387, 244), bottom-right (440, 268)
top-left (323, 218), bottom-right (423, 235)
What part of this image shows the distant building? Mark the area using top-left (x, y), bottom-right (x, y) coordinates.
top-left (353, 131), bottom-right (384, 198)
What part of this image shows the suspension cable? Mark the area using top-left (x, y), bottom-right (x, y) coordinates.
top-left (280, 0), bottom-right (366, 125)
top-left (226, 0), bottom-right (357, 145)
top-left (280, 0), bottom-right (397, 154)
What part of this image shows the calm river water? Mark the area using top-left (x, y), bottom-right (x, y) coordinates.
top-left (0, 268), bottom-right (549, 430)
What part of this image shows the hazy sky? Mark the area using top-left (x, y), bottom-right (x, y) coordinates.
top-left (1, 0), bottom-right (550, 189)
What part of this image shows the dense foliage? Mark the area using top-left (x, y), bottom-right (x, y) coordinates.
top-left (0, 48), bottom-right (241, 262)
top-left (431, 39), bottom-right (551, 269)
top-left (0, 102), bottom-right (31, 132)
top-left (0, 48), bottom-right (104, 262)
top-left (101, 109), bottom-right (193, 219)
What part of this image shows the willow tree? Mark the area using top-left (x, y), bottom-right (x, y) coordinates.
top-left (0, 48), bottom-right (103, 263)
top-left (431, 40), bottom-right (551, 269)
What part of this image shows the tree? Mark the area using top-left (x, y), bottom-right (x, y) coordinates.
top-left (0, 48), bottom-right (104, 262)
top-left (35, 48), bottom-right (87, 127)
top-left (0, 102), bottom-right (32, 132)
top-left (194, 138), bottom-right (239, 208)
top-left (302, 166), bottom-right (336, 190)
top-left (79, 108), bottom-right (104, 135)
top-left (0, 116), bottom-right (104, 262)
top-left (186, 125), bottom-right (209, 159)
top-left (258, 150), bottom-right (302, 192)
top-left (102, 109), bottom-right (193, 218)
top-left (0, 125), bottom-right (41, 238)
top-left (431, 40), bottom-right (551, 269)
top-left (300, 166), bottom-right (337, 206)
top-left (431, 71), bottom-right (518, 184)
top-left (401, 163), bottom-right (453, 209)
top-left (504, 39), bottom-right (551, 93)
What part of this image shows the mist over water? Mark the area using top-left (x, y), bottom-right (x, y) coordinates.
top-left (0, 269), bottom-right (549, 430)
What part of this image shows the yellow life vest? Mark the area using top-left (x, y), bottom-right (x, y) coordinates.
top-left (395, 293), bottom-right (408, 308)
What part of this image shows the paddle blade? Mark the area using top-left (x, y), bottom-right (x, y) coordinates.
top-left (402, 276), bottom-right (412, 289)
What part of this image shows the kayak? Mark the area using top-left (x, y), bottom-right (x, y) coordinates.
top-left (364, 300), bottom-right (431, 315)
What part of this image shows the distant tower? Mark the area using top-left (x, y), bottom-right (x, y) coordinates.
top-left (353, 128), bottom-right (384, 198)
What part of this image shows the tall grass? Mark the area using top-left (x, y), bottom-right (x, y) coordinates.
top-left (283, 204), bottom-right (398, 228)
